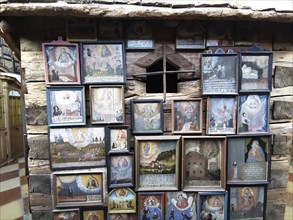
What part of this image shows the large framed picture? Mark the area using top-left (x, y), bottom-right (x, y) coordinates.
top-left (227, 134), bottom-right (271, 184)
top-left (229, 185), bottom-right (266, 220)
top-left (49, 127), bottom-right (106, 170)
top-left (90, 85), bottom-right (125, 125)
top-left (53, 208), bottom-right (80, 220)
top-left (106, 125), bottom-right (130, 154)
top-left (107, 188), bottom-right (136, 214)
top-left (131, 99), bottom-right (164, 134)
top-left (135, 135), bottom-right (181, 191)
top-left (198, 191), bottom-right (228, 220)
top-left (239, 50), bottom-right (273, 92)
top-left (138, 192), bottom-right (165, 220)
top-left (80, 41), bottom-right (126, 84)
top-left (42, 39), bottom-right (81, 85)
top-left (237, 94), bottom-right (269, 134)
top-left (46, 86), bottom-right (86, 127)
top-left (201, 50), bottom-right (238, 95)
top-left (206, 96), bottom-right (237, 135)
top-left (182, 136), bottom-right (226, 191)
top-left (172, 98), bottom-right (202, 134)
top-left (51, 168), bottom-right (107, 208)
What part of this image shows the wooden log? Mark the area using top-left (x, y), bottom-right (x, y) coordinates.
top-left (21, 51), bottom-right (45, 82)
top-left (26, 104), bottom-right (47, 125)
top-left (27, 125), bottom-right (48, 135)
top-left (177, 80), bottom-right (201, 97)
top-left (267, 188), bottom-right (289, 205)
top-left (273, 101), bottom-right (292, 120)
top-left (274, 66), bottom-right (293, 88)
top-left (27, 134), bottom-right (49, 160)
top-left (29, 174), bottom-right (51, 194)
top-left (270, 122), bottom-right (292, 136)
top-left (28, 159), bottom-right (51, 174)
top-left (273, 135), bottom-right (292, 155)
top-left (271, 86), bottom-right (293, 97)
top-left (30, 193), bottom-right (52, 211)
top-left (31, 210), bottom-right (53, 220)
top-left (25, 82), bottom-right (47, 106)
top-left (266, 203), bottom-right (286, 220)
top-left (273, 51), bottom-right (293, 68)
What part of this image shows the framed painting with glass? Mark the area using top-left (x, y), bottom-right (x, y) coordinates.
top-left (107, 188), bottom-right (136, 214)
top-left (138, 192), bottom-right (165, 220)
top-left (81, 208), bottom-right (106, 220)
top-left (106, 125), bottom-right (130, 154)
top-left (53, 209), bottom-right (80, 220)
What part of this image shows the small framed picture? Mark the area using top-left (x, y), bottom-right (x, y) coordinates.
top-left (198, 191), bottom-right (228, 220)
top-left (172, 98), bottom-right (203, 134)
top-left (201, 50), bottom-right (238, 95)
top-left (206, 96), bottom-right (237, 135)
top-left (42, 39), bottom-right (81, 85)
top-left (239, 50), bottom-right (273, 92)
top-left (49, 127), bottom-right (106, 170)
top-left (81, 208), bottom-right (106, 220)
top-left (138, 192), bottom-right (165, 220)
top-left (80, 41), bottom-right (126, 84)
top-left (46, 86), bottom-right (86, 127)
top-left (182, 136), bottom-right (226, 192)
top-left (135, 135), bottom-right (180, 191)
top-left (229, 185), bottom-right (266, 220)
top-left (90, 85), bottom-right (125, 125)
top-left (165, 191), bottom-right (197, 220)
top-left (53, 208), bottom-right (80, 220)
top-left (106, 125), bottom-right (130, 154)
top-left (237, 94), bottom-right (269, 134)
top-left (107, 188), bottom-right (137, 214)
top-left (107, 153), bottom-right (134, 188)
top-left (227, 134), bottom-right (271, 184)
top-left (51, 168), bottom-right (107, 208)
top-left (108, 214), bottom-right (137, 220)
top-left (131, 99), bottom-right (164, 135)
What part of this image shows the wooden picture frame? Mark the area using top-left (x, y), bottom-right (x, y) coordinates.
top-left (106, 125), bottom-right (130, 154)
top-left (107, 153), bottom-right (134, 188)
top-left (182, 136), bottom-right (226, 192)
top-left (138, 192), bottom-right (165, 220)
top-left (53, 208), bottom-right (80, 220)
top-left (107, 188), bottom-right (136, 214)
top-left (46, 86), bottom-right (86, 127)
top-left (49, 127), bottom-right (106, 170)
top-left (42, 39), bottom-right (81, 85)
top-left (206, 96), bottom-right (237, 135)
top-left (51, 168), bottom-right (107, 208)
top-left (90, 85), bottom-right (125, 125)
top-left (165, 191), bottom-right (197, 220)
top-left (227, 134), bottom-right (271, 184)
top-left (198, 191), bottom-right (228, 220)
top-left (172, 98), bottom-right (203, 134)
top-left (80, 41), bottom-right (126, 84)
top-left (135, 135), bottom-right (180, 191)
top-left (237, 94), bottom-right (269, 134)
top-left (108, 214), bottom-right (137, 220)
top-left (228, 185), bottom-right (266, 220)
top-left (201, 49), bottom-right (238, 95)
top-left (131, 99), bottom-right (164, 135)
top-left (81, 208), bottom-right (106, 220)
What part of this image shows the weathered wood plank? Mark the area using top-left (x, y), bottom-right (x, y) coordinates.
top-left (270, 122), bottom-right (292, 136)
top-left (273, 135), bottom-right (292, 155)
top-left (31, 210), bottom-right (53, 220)
top-left (29, 174), bottom-right (51, 194)
top-left (273, 101), bottom-right (292, 120)
top-left (26, 104), bottom-right (47, 125)
top-left (177, 80), bottom-right (201, 97)
top-left (30, 193), bottom-right (52, 211)
top-left (273, 51), bottom-right (293, 68)
top-left (266, 203), bottom-right (286, 220)
top-left (274, 66), bottom-right (293, 88)
top-left (271, 86), bottom-right (292, 97)
top-left (27, 135), bottom-right (49, 159)
top-left (27, 125), bottom-right (48, 135)
top-left (21, 51), bottom-right (45, 82)
top-left (25, 82), bottom-right (47, 106)
top-left (28, 159), bottom-right (51, 174)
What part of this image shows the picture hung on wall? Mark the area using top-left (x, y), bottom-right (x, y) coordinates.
top-left (49, 127), bottom-right (106, 170)
top-left (135, 135), bottom-right (180, 191)
top-left (138, 192), bottom-right (165, 220)
top-left (182, 136), bottom-right (226, 192)
top-left (206, 21), bottom-right (234, 47)
top-left (43, 38), bottom-right (81, 85)
top-left (108, 213), bottom-right (137, 220)
top-left (239, 48), bottom-right (273, 92)
top-left (53, 208), bottom-right (80, 220)
top-left (81, 208), bottom-right (106, 220)
top-left (131, 99), bottom-right (164, 134)
top-left (107, 153), bottom-right (134, 188)
top-left (201, 49), bottom-right (238, 95)
top-left (80, 41), bottom-right (126, 84)
top-left (66, 17), bottom-right (97, 41)
top-left (227, 134), bottom-right (271, 184)
top-left (51, 168), bottom-right (107, 208)
top-left (106, 125), bottom-right (130, 154)
top-left (237, 94), bottom-right (269, 134)
top-left (46, 86), bottom-right (86, 127)
top-left (206, 96), bottom-right (237, 135)
top-left (107, 188), bottom-right (136, 214)
top-left (90, 85), bottom-right (125, 125)
top-left (229, 185), bottom-right (266, 220)
top-left (165, 191), bottom-right (197, 220)
top-left (172, 98), bottom-right (203, 134)
top-left (197, 191), bottom-right (228, 220)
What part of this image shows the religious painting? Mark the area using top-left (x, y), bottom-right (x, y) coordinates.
top-left (80, 42), bottom-right (126, 84)
top-left (107, 188), bottom-right (136, 214)
top-left (131, 99), bottom-right (164, 134)
top-left (49, 127), bottom-right (106, 170)
top-left (43, 39), bottom-right (81, 85)
top-left (90, 85), bottom-right (125, 124)
top-left (81, 209), bottom-right (105, 220)
top-left (165, 191), bottom-right (197, 220)
top-left (229, 186), bottom-right (266, 220)
top-left (46, 86), bottom-right (86, 127)
top-left (53, 209), bottom-right (80, 220)
top-left (182, 136), bottom-right (226, 191)
top-left (135, 135), bottom-right (180, 191)
top-left (206, 21), bottom-right (234, 47)
top-left (138, 192), bottom-right (165, 220)
top-left (227, 135), bottom-right (271, 184)
top-left (172, 99), bottom-right (203, 134)
top-left (106, 125), bottom-right (130, 154)
top-left (206, 96), bottom-right (237, 135)
top-left (198, 192), bottom-right (228, 220)
top-left (237, 94), bottom-right (269, 134)
top-left (108, 214), bottom-right (137, 220)
top-left (52, 168), bottom-right (107, 208)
